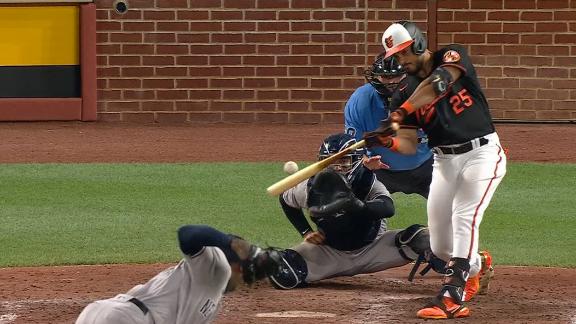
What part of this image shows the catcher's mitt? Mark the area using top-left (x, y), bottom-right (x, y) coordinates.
top-left (242, 245), bottom-right (282, 285)
top-left (307, 168), bottom-right (364, 217)
top-left (363, 117), bottom-right (398, 148)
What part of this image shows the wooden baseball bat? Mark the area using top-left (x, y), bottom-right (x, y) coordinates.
top-left (266, 139), bottom-right (366, 196)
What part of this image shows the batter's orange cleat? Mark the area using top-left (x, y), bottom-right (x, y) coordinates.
top-left (464, 250), bottom-right (494, 301)
top-left (464, 274), bottom-right (479, 302)
top-left (416, 297), bottom-right (470, 319)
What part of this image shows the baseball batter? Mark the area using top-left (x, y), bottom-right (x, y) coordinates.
top-left (76, 225), bottom-right (280, 324)
top-left (345, 53), bottom-right (433, 197)
top-left (268, 133), bottom-right (445, 290)
top-left (366, 21), bottom-right (506, 319)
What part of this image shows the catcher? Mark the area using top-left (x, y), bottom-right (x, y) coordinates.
top-left (268, 133), bottom-right (444, 290)
top-left (76, 225), bottom-right (281, 324)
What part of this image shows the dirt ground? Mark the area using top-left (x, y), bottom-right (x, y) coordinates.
top-left (0, 122), bottom-right (575, 324)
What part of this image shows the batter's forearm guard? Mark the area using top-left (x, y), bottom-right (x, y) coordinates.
top-left (430, 66), bottom-right (453, 96)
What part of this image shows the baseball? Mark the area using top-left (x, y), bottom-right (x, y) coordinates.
top-left (283, 161), bottom-right (299, 174)
top-left (391, 122), bottom-right (400, 131)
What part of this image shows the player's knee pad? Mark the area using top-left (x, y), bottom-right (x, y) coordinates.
top-left (395, 224), bottom-right (430, 261)
top-left (268, 249), bottom-right (308, 290)
top-left (438, 257), bottom-right (470, 304)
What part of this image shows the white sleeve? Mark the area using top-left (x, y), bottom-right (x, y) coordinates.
top-left (183, 247), bottom-right (232, 284)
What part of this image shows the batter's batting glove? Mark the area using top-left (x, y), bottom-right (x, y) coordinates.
top-left (389, 109), bottom-right (405, 123)
top-left (242, 246), bottom-right (282, 285)
top-left (363, 118), bottom-right (397, 148)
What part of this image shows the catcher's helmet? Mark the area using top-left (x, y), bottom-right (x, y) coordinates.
top-left (364, 53), bottom-right (405, 97)
top-left (382, 20), bottom-right (427, 59)
top-left (318, 133), bottom-right (365, 173)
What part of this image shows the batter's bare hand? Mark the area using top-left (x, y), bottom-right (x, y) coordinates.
top-left (303, 231), bottom-right (325, 245)
top-left (362, 155), bottom-right (390, 170)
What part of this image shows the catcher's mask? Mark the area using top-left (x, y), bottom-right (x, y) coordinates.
top-left (364, 54), bottom-right (405, 97)
top-left (318, 133), bottom-right (365, 174)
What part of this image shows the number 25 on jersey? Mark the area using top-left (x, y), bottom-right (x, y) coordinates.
top-left (449, 89), bottom-right (474, 115)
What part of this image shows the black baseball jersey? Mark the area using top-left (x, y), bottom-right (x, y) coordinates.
top-left (391, 44), bottom-right (495, 147)
top-left (390, 75), bottom-right (420, 128)
top-left (390, 74), bottom-right (419, 111)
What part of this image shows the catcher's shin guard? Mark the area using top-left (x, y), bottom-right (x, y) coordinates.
top-left (395, 224), bottom-right (446, 281)
top-left (395, 224), bottom-right (428, 261)
top-left (269, 249), bottom-right (308, 290)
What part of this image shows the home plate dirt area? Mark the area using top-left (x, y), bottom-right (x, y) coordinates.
top-left (0, 122), bottom-right (575, 323)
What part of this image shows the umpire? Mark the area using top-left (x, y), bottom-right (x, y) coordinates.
top-left (345, 53), bottom-right (433, 198)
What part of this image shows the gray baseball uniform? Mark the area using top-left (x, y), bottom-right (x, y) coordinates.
top-left (76, 247), bottom-right (231, 324)
top-left (282, 175), bottom-right (415, 282)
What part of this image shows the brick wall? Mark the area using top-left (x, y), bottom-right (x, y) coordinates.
top-left (95, 0), bottom-right (576, 123)
top-left (437, 0), bottom-right (576, 120)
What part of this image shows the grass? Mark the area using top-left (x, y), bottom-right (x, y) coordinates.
top-left (0, 162), bottom-right (574, 268)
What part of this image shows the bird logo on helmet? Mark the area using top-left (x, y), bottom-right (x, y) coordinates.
top-left (384, 35), bottom-right (394, 49)
top-left (364, 53), bottom-right (406, 97)
top-left (318, 133), bottom-right (366, 174)
top-left (382, 21), bottom-right (427, 59)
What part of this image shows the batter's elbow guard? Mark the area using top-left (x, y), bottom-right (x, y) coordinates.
top-left (268, 249), bottom-right (308, 290)
top-left (430, 66), bottom-right (453, 96)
